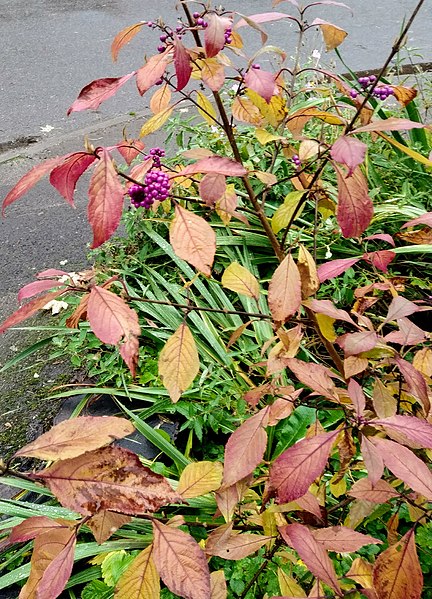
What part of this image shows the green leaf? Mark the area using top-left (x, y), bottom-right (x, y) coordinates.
top-left (272, 406), bottom-right (316, 459)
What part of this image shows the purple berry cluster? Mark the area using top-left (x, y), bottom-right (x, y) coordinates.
top-left (292, 154), bottom-right (301, 169)
top-left (372, 85), bottom-right (394, 100)
top-left (149, 147), bottom-right (165, 167)
top-left (193, 13), bottom-right (209, 28)
top-left (128, 170), bottom-right (171, 209)
top-left (224, 27), bottom-right (233, 45)
top-left (349, 75), bottom-right (394, 101)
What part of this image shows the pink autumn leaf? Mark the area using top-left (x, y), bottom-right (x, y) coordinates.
top-left (37, 269), bottom-right (69, 279)
top-left (284, 358), bottom-right (339, 400)
top-left (363, 250), bottom-right (395, 272)
top-left (270, 430), bottom-right (338, 502)
top-left (200, 173), bottom-right (226, 206)
top-left (363, 233), bottom-right (395, 247)
top-left (335, 165), bottom-right (374, 238)
top-left (174, 156), bottom-right (247, 178)
top-left (136, 50), bottom-right (171, 96)
top-left (371, 415), bottom-right (432, 449)
top-left (352, 117), bottom-right (426, 134)
top-left (236, 12), bottom-right (298, 28)
top-left (347, 379), bottom-right (366, 417)
top-left (394, 356), bottom-right (430, 414)
top-left (244, 68), bottom-right (276, 103)
top-left (384, 318), bottom-right (426, 346)
top-left (205, 14), bottom-right (232, 58)
top-left (360, 436), bottom-right (384, 486)
top-left (306, 298), bottom-right (357, 327)
top-left (330, 136), bottom-right (367, 176)
top-left (383, 296), bottom-right (419, 325)
top-left (49, 152), bottom-right (97, 206)
top-left (17, 279), bottom-right (67, 303)
top-left (337, 331), bottom-right (378, 357)
top-left (8, 517), bottom-right (69, 545)
top-left (87, 148), bottom-right (125, 249)
top-left (311, 526), bottom-right (381, 553)
top-left (2, 155), bottom-right (72, 215)
top-left (401, 212), bottom-right (432, 229)
top-left (348, 477), bottom-right (398, 503)
top-left (307, 0), bottom-right (352, 9)
top-left (0, 290), bottom-right (66, 335)
top-left (67, 72), bottom-right (135, 115)
top-left (279, 523), bottom-right (342, 595)
top-left (174, 37), bottom-right (192, 91)
top-left (116, 139), bottom-right (145, 165)
top-left (317, 257), bottom-right (360, 282)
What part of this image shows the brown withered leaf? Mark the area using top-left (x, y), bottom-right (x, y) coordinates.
top-left (391, 85), bottom-right (418, 107)
top-left (334, 429), bottom-right (355, 483)
top-left (373, 529), bottom-right (423, 599)
top-left (210, 570), bottom-right (227, 599)
top-left (313, 18), bottom-right (348, 51)
top-left (152, 520), bottom-right (211, 599)
top-left (115, 544), bottom-right (160, 599)
top-left (14, 416), bottom-right (135, 461)
top-left (88, 510), bottom-right (131, 544)
top-left (205, 523), bottom-right (271, 560)
top-left (268, 254), bottom-right (302, 323)
top-left (32, 446), bottom-right (182, 516)
top-left (396, 227), bottom-right (432, 245)
top-left (297, 244), bottom-right (319, 298)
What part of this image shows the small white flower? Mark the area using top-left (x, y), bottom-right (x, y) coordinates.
top-left (43, 300), bottom-right (69, 314)
top-left (325, 246), bottom-right (332, 259)
top-left (210, 126), bottom-right (219, 133)
top-left (179, 108), bottom-right (189, 113)
top-left (59, 259), bottom-right (68, 266)
top-left (33, 373), bottom-right (40, 379)
top-left (40, 124), bottom-right (55, 133)
top-left (312, 49), bottom-right (321, 60)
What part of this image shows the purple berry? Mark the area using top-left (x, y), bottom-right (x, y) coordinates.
top-left (369, 74), bottom-right (377, 82)
top-left (252, 63), bottom-right (261, 70)
top-left (157, 45), bottom-right (165, 53)
top-left (160, 34), bottom-right (168, 42)
top-left (176, 25), bottom-right (183, 33)
top-left (350, 89), bottom-right (358, 98)
top-left (147, 21), bottom-right (153, 28)
top-left (202, 21), bottom-right (208, 28)
top-left (196, 17), bottom-right (204, 25)
top-left (193, 11), bottom-right (200, 19)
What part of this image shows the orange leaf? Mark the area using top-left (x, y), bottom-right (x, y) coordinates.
top-left (152, 520), bottom-right (211, 599)
top-left (232, 96), bottom-right (263, 125)
top-left (373, 529), bottom-right (423, 599)
top-left (158, 323), bottom-right (199, 403)
top-left (88, 511), bottom-right (131, 545)
top-left (136, 50), bottom-right (171, 95)
top-left (87, 148), bottom-right (125, 248)
top-left (115, 544), bottom-right (160, 599)
top-left (210, 570), bottom-right (228, 599)
top-left (170, 205), bottom-right (216, 276)
top-left (111, 22), bottom-right (145, 61)
top-left (149, 84), bottom-right (172, 114)
top-left (87, 286), bottom-right (141, 376)
top-left (268, 254), bottom-right (302, 323)
top-left (313, 18), bottom-right (347, 51)
top-left (223, 407), bottom-right (270, 486)
top-left (33, 446), bottom-right (182, 516)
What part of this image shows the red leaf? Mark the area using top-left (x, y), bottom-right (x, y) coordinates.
top-left (306, 298), bottom-right (357, 327)
top-left (87, 286), bottom-right (140, 376)
top-left (360, 436), bottom-right (384, 486)
top-left (222, 407), bottom-right (270, 486)
top-left (8, 517), bottom-right (69, 544)
top-left (67, 73), bottom-right (135, 114)
top-left (17, 279), bottom-right (66, 303)
top-left (371, 415), bottom-right (432, 449)
top-left (353, 117), bottom-right (426, 133)
top-left (117, 139), bottom-right (145, 165)
top-left (268, 255), bottom-right (302, 323)
top-left (284, 358), bottom-right (338, 400)
top-left (402, 212), bottom-right (432, 229)
top-left (174, 156), bottom-right (247, 177)
top-left (33, 446), bottom-right (182, 516)
top-left (373, 529), bottom-right (423, 599)
top-left (394, 356), bottom-right (430, 413)
top-left (348, 477), bottom-right (397, 503)
top-left (370, 437), bottom-right (432, 500)
top-left (331, 136), bottom-right (367, 175)
top-left (0, 289), bottom-right (66, 335)
top-left (205, 14), bottom-right (232, 58)
top-left (136, 51), bottom-right (171, 95)
top-left (174, 37), bottom-right (192, 91)
top-left (37, 269), bottom-right (69, 278)
top-left (279, 523), bottom-right (342, 595)
top-left (311, 526), bottom-right (381, 552)
top-left (337, 331), bottom-right (378, 357)
top-left (200, 173), bottom-right (226, 206)
top-left (111, 22), bottom-right (145, 61)
top-left (348, 379), bottom-right (366, 416)
top-left (49, 152), bottom-right (96, 206)
top-left (87, 148), bottom-right (125, 248)
top-left (35, 533), bottom-right (76, 599)
top-left (363, 250), bottom-right (395, 272)
top-left (383, 296), bottom-right (419, 325)
top-left (152, 520), bottom-right (211, 599)
top-left (364, 233), bottom-right (395, 247)
top-left (335, 165), bottom-right (374, 238)
top-left (2, 156), bottom-right (70, 214)
top-left (270, 430), bottom-right (338, 502)
top-left (244, 68), bottom-right (276, 103)
top-left (317, 257), bottom-right (360, 282)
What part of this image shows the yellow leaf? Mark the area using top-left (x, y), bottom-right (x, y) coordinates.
top-left (317, 22), bottom-right (348, 51)
top-left (297, 244), bottom-right (319, 298)
top-left (329, 474), bottom-right (346, 498)
top-left (232, 96), bottom-right (263, 125)
top-left (158, 323), bottom-right (199, 403)
top-left (277, 568), bottom-right (306, 597)
top-left (255, 128), bottom-right (285, 145)
top-left (413, 348), bottom-right (432, 377)
top-left (196, 91), bottom-right (218, 125)
top-left (255, 171), bottom-right (278, 186)
top-left (346, 557), bottom-right (373, 588)
top-left (140, 106), bottom-right (173, 137)
top-left (271, 191), bottom-right (305, 234)
top-left (149, 84), bottom-right (172, 114)
top-left (222, 262), bottom-right (260, 300)
top-left (315, 313), bottom-right (337, 342)
top-left (177, 461), bottom-right (223, 498)
top-left (263, 95), bottom-right (288, 128)
top-left (378, 132), bottom-right (432, 167)
top-left (229, 30), bottom-right (243, 49)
